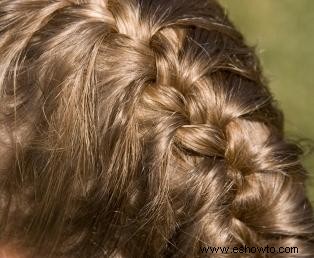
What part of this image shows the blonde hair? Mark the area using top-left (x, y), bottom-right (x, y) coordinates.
top-left (0, 0), bottom-right (313, 257)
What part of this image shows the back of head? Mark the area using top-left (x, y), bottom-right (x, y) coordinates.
top-left (0, 0), bottom-right (313, 257)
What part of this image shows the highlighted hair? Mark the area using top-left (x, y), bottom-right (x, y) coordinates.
top-left (0, 0), bottom-right (313, 257)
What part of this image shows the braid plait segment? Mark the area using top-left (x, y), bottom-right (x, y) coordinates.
top-left (130, 2), bottom-right (314, 257)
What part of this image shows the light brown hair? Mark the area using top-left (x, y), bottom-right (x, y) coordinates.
top-left (0, 0), bottom-right (313, 257)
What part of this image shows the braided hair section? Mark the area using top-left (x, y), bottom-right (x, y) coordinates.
top-left (0, 0), bottom-right (313, 257)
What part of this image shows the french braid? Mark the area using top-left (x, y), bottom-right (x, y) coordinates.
top-left (0, 0), bottom-right (313, 257)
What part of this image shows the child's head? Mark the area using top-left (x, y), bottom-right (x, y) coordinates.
top-left (0, 0), bottom-right (313, 257)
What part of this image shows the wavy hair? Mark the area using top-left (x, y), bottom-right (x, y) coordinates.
top-left (0, 0), bottom-right (313, 257)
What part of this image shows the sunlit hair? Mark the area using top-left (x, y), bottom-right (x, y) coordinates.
top-left (0, 0), bottom-right (313, 257)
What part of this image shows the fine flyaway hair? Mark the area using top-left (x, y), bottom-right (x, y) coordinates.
top-left (0, 0), bottom-right (313, 257)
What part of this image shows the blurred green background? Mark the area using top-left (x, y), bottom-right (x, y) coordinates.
top-left (220, 0), bottom-right (314, 202)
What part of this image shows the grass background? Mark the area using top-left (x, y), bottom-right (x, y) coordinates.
top-left (219, 0), bottom-right (314, 202)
